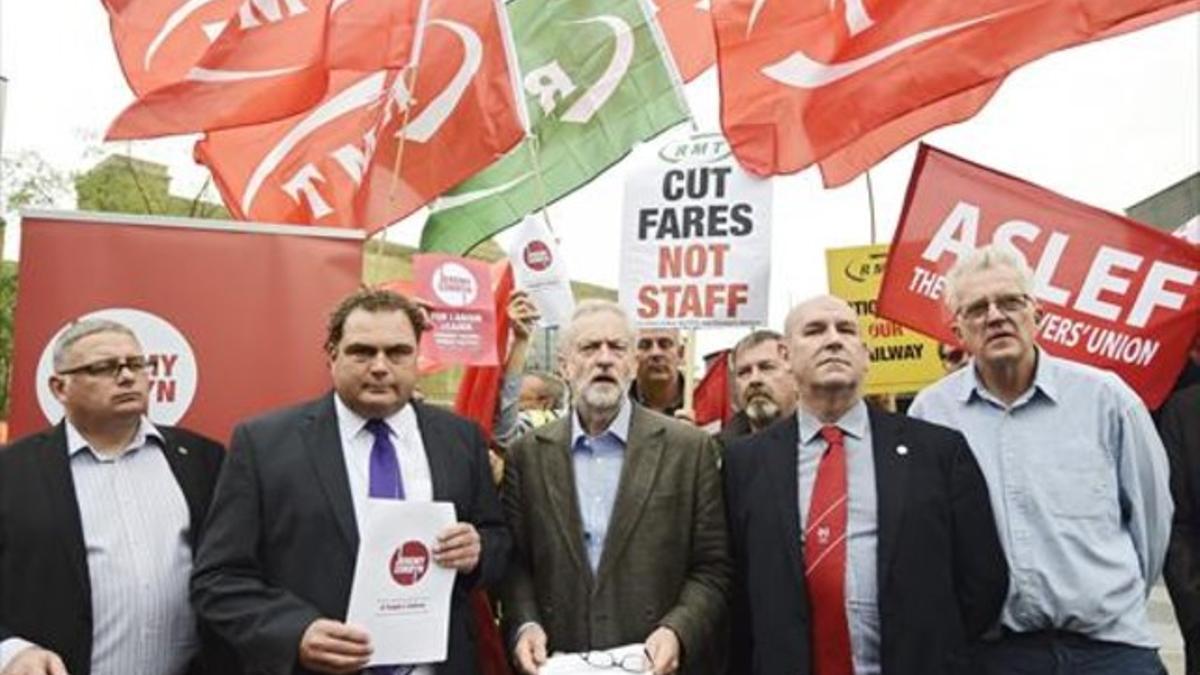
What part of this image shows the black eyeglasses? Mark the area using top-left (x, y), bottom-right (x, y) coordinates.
top-left (956, 293), bottom-right (1031, 323)
top-left (57, 356), bottom-right (152, 379)
top-left (578, 650), bottom-right (649, 672)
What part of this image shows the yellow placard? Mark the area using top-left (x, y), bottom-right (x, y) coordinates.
top-left (826, 244), bottom-right (946, 395)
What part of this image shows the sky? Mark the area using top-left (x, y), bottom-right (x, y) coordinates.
top-left (1, 3), bottom-right (1198, 354)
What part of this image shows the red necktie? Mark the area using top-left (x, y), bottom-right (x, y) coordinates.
top-left (805, 424), bottom-right (854, 675)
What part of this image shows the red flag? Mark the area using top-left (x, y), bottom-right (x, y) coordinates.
top-left (101, 0), bottom-right (242, 97)
top-left (693, 350), bottom-right (733, 428)
top-left (654, 0), bottom-right (716, 82)
top-left (814, 1), bottom-right (1199, 186)
top-left (449, 261), bottom-right (517, 675)
top-left (714, 0), bottom-right (1197, 179)
top-left (195, 0), bottom-right (525, 230)
top-left (876, 145), bottom-right (1200, 408)
top-left (106, 0), bottom-right (430, 140)
top-left (452, 261), bottom-right (514, 440)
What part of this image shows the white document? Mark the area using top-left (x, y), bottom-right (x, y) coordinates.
top-left (538, 643), bottom-right (649, 674)
top-left (508, 215), bottom-right (576, 328)
top-left (345, 500), bottom-right (457, 667)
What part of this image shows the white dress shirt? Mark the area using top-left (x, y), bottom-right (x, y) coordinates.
top-left (334, 395), bottom-right (436, 675)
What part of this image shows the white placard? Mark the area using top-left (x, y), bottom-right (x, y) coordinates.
top-left (619, 132), bottom-right (772, 329)
top-left (508, 215), bottom-right (576, 328)
top-left (346, 501), bottom-right (457, 666)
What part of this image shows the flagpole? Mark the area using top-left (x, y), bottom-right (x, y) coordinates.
top-left (387, 0), bottom-right (432, 205)
top-left (683, 327), bottom-right (696, 413)
top-left (865, 169), bottom-right (878, 244)
top-left (527, 137), bottom-right (556, 233)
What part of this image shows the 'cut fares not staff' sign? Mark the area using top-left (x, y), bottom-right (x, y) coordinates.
top-left (878, 145), bottom-right (1200, 408)
top-left (620, 132), bottom-right (772, 328)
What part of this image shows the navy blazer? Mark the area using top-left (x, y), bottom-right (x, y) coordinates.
top-left (723, 406), bottom-right (1008, 675)
top-left (191, 394), bottom-right (510, 675)
top-left (0, 422), bottom-right (237, 675)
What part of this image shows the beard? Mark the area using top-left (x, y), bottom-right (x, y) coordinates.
top-left (744, 394), bottom-right (782, 426)
top-left (578, 380), bottom-right (623, 414)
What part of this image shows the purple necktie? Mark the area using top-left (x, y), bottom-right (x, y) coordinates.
top-left (365, 420), bottom-right (413, 675)
top-left (367, 419), bottom-right (405, 500)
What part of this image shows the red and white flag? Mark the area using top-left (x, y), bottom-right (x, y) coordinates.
top-left (105, 0), bottom-right (428, 140)
top-left (876, 145), bottom-right (1200, 408)
top-left (101, 0), bottom-right (242, 96)
top-left (652, 0), bottom-right (716, 82)
top-left (196, 0), bottom-right (525, 231)
top-left (713, 0), bottom-right (1198, 182)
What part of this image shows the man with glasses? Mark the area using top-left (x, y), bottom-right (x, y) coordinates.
top-left (910, 245), bottom-right (1173, 675)
top-left (0, 318), bottom-right (235, 675)
top-left (191, 289), bottom-right (509, 675)
top-left (502, 300), bottom-right (730, 675)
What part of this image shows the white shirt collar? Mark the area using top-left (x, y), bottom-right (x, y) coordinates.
top-left (65, 416), bottom-right (163, 459)
top-left (333, 392), bottom-right (419, 440)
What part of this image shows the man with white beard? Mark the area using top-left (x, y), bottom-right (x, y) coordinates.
top-left (501, 300), bottom-right (731, 675)
top-left (719, 330), bottom-right (800, 443)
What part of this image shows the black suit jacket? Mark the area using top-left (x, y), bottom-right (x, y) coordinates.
top-left (0, 422), bottom-right (234, 675)
top-left (1161, 384), bottom-right (1200, 674)
top-left (191, 394), bottom-right (510, 675)
top-left (723, 406), bottom-right (1007, 675)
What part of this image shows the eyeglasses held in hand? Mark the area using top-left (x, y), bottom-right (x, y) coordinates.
top-left (56, 356), bottom-right (153, 379)
top-left (579, 650), bottom-right (650, 672)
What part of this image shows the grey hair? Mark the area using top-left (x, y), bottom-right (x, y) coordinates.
top-left (730, 329), bottom-right (785, 370)
top-left (525, 370), bottom-right (567, 409)
top-left (557, 299), bottom-right (636, 356)
top-left (944, 244), bottom-right (1036, 311)
top-left (52, 318), bottom-right (140, 372)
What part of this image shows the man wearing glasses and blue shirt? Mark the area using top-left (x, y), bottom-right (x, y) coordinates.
top-left (0, 319), bottom-right (234, 675)
top-left (911, 245), bottom-right (1174, 675)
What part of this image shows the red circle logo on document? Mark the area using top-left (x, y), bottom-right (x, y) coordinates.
top-left (522, 240), bottom-right (553, 271)
top-left (389, 541), bottom-right (430, 586)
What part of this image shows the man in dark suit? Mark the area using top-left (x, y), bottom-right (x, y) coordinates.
top-left (724, 295), bottom-right (1007, 675)
top-left (503, 300), bottom-right (730, 675)
top-left (0, 318), bottom-right (232, 675)
top-left (191, 289), bottom-right (509, 675)
top-left (1161, 383), bottom-right (1200, 673)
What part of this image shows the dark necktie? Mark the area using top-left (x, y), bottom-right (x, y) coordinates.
top-left (805, 424), bottom-right (854, 675)
top-left (367, 419), bottom-right (405, 500)
top-left (365, 420), bottom-right (413, 675)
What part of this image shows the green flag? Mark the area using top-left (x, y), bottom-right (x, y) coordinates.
top-left (418, 0), bottom-right (688, 254)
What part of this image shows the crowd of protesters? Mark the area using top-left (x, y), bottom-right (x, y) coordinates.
top-left (1, 243), bottom-right (1196, 675)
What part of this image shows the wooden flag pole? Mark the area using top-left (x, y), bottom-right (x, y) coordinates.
top-left (683, 327), bottom-right (697, 413)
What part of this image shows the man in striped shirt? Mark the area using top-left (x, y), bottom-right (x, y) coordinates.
top-left (0, 318), bottom-right (232, 675)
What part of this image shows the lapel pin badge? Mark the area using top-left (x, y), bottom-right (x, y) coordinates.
top-left (896, 444), bottom-right (909, 456)
top-left (179, 445), bottom-right (189, 456)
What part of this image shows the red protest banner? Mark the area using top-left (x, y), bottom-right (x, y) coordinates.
top-left (413, 254), bottom-right (498, 367)
top-left (877, 145), bottom-right (1200, 408)
top-left (7, 210), bottom-right (364, 443)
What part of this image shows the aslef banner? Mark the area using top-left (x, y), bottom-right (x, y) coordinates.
top-left (620, 132), bottom-right (772, 329)
top-left (8, 211), bottom-right (364, 443)
top-left (826, 244), bottom-right (946, 395)
top-left (877, 145), bottom-right (1200, 408)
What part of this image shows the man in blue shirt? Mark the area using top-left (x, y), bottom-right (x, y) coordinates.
top-left (910, 244), bottom-right (1173, 675)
